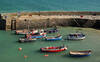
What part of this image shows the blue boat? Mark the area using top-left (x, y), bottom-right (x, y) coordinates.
top-left (31, 35), bottom-right (46, 39)
top-left (45, 35), bottom-right (62, 41)
top-left (31, 33), bottom-right (46, 38)
top-left (69, 50), bottom-right (91, 57)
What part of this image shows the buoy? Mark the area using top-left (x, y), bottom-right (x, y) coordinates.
top-left (44, 54), bottom-right (49, 57)
top-left (18, 47), bottom-right (22, 51)
top-left (80, 15), bottom-right (83, 18)
top-left (24, 55), bottom-right (28, 58)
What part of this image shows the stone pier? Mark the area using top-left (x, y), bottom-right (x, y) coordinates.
top-left (1, 11), bottom-right (100, 30)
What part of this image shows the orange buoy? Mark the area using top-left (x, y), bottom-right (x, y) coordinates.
top-left (24, 55), bottom-right (28, 58)
top-left (18, 47), bottom-right (22, 51)
top-left (44, 54), bottom-right (49, 57)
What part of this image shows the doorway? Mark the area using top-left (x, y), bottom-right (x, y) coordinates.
top-left (11, 20), bottom-right (16, 30)
top-left (0, 19), bottom-right (6, 30)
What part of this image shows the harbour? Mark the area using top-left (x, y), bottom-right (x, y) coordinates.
top-left (0, 27), bottom-right (100, 62)
top-left (0, 0), bottom-right (100, 61)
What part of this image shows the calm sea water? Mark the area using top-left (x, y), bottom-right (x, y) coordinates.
top-left (0, 27), bottom-right (100, 62)
top-left (0, 0), bottom-right (100, 13)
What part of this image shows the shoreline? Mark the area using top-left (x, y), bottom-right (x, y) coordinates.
top-left (1, 11), bottom-right (100, 15)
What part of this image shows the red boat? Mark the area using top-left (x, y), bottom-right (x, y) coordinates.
top-left (40, 46), bottom-right (67, 52)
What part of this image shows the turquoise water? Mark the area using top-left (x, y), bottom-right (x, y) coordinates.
top-left (0, 27), bottom-right (100, 62)
top-left (0, 0), bottom-right (100, 13)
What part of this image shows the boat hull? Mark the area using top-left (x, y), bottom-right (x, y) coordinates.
top-left (40, 46), bottom-right (67, 52)
top-left (67, 36), bottom-right (85, 40)
top-left (67, 33), bottom-right (85, 40)
top-left (19, 38), bottom-right (36, 43)
top-left (45, 38), bottom-right (62, 41)
top-left (16, 32), bottom-right (28, 35)
top-left (40, 49), bottom-right (66, 52)
top-left (69, 50), bottom-right (91, 57)
top-left (31, 35), bottom-right (46, 39)
top-left (15, 30), bottom-right (38, 35)
top-left (69, 54), bottom-right (91, 57)
top-left (15, 30), bottom-right (29, 35)
top-left (45, 36), bottom-right (62, 41)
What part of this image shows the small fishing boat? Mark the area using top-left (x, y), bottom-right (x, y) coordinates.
top-left (40, 45), bottom-right (67, 52)
top-left (29, 33), bottom-right (46, 39)
top-left (45, 35), bottom-right (62, 41)
top-left (19, 37), bottom-right (36, 43)
top-left (31, 35), bottom-right (46, 39)
top-left (15, 29), bottom-right (38, 35)
top-left (44, 28), bottom-right (58, 33)
top-left (69, 50), bottom-right (91, 57)
top-left (67, 33), bottom-right (85, 40)
top-left (15, 29), bottom-right (29, 35)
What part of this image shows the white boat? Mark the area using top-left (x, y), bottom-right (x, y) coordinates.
top-left (69, 50), bottom-right (91, 57)
top-left (67, 33), bottom-right (85, 40)
top-left (19, 37), bottom-right (37, 43)
top-left (15, 29), bottom-right (29, 35)
top-left (15, 29), bottom-right (38, 35)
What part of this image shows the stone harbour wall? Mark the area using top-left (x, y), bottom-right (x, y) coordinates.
top-left (1, 11), bottom-right (100, 30)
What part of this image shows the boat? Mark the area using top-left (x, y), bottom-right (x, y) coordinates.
top-left (29, 32), bottom-right (46, 39)
top-left (31, 35), bottom-right (46, 39)
top-left (69, 50), bottom-right (91, 57)
top-left (44, 28), bottom-right (58, 33)
top-left (15, 29), bottom-right (38, 35)
top-left (67, 33), bottom-right (85, 40)
top-left (45, 35), bottom-right (62, 41)
top-left (40, 45), bottom-right (67, 52)
top-left (15, 29), bottom-right (29, 35)
top-left (19, 37), bottom-right (36, 43)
